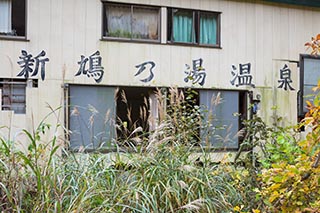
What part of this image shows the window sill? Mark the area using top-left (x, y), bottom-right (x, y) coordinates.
top-left (101, 37), bottom-right (161, 45)
top-left (100, 38), bottom-right (223, 49)
top-left (167, 41), bottom-right (222, 49)
top-left (0, 35), bottom-right (29, 42)
top-left (0, 109), bottom-right (26, 115)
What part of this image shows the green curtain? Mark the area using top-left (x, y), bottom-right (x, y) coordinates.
top-left (200, 14), bottom-right (217, 45)
top-left (173, 11), bottom-right (195, 43)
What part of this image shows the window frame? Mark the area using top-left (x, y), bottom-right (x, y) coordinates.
top-left (66, 84), bottom-right (117, 152)
top-left (298, 54), bottom-right (320, 118)
top-left (167, 88), bottom-right (249, 151)
top-left (198, 89), bottom-right (248, 150)
top-left (167, 7), bottom-right (221, 48)
top-left (0, 78), bottom-right (27, 114)
top-left (65, 84), bottom-right (249, 152)
top-left (0, 0), bottom-right (28, 41)
top-left (65, 84), bottom-right (157, 153)
top-left (101, 1), bottom-right (161, 43)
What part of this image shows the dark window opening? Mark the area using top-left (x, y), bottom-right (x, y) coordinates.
top-left (0, 0), bottom-right (26, 37)
top-left (102, 2), bottom-right (160, 42)
top-left (116, 87), bottom-right (154, 141)
top-left (167, 8), bottom-right (220, 47)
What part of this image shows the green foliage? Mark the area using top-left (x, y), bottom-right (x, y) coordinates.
top-left (233, 80), bottom-right (320, 212)
top-left (259, 82), bottom-right (320, 213)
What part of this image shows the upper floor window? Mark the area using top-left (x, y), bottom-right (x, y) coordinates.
top-left (102, 2), bottom-right (160, 42)
top-left (0, 0), bottom-right (26, 38)
top-left (167, 8), bottom-right (220, 47)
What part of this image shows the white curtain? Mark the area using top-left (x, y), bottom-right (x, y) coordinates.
top-left (106, 5), bottom-right (131, 38)
top-left (0, 0), bottom-right (12, 34)
top-left (132, 7), bottom-right (158, 40)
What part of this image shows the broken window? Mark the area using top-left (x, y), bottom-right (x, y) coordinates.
top-left (0, 0), bottom-right (26, 37)
top-left (67, 85), bottom-right (157, 151)
top-left (116, 87), bottom-right (154, 141)
top-left (67, 85), bottom-right (248, 151)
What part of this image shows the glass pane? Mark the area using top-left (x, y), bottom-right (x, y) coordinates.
top-left (0, 0), bottom-right (12, 35)
top-left (11, 103), bottom-right (25, 114)
top-left (172, 9), bottom-right (195, 43)
top-left (303, 58), bottom-right (320, 113)
top-left (12, 84), bottom-right (25, 95)
top-left (200, 90), bottom-right (239, 149)
top-left (11, 94), bottom-right (25, 103)
top-left (303, 85), bottom-right (316, 113)
top-left (11, 0), bottom-right (26, 36)
top-left (304, 58), bottom-right (320, 85)
top-left (132, 6), bottom-right (159, 40)
top-left (1, 82), bottom-right (26, 114)
top-left (69, 85), bottom-right (116, 150)
top-left (200, 12), bottom-right (217, 45)
top-left (105, 4), bottom-right (132, 38)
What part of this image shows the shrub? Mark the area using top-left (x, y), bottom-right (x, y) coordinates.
top-left (259, 82), bottom-right (320, 212)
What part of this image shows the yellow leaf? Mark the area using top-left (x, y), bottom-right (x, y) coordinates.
top-left (269, 183), bottom-right (281, 190)
top-left (233, 206), bottom-right (241, 212)
top-left (306, 100), bottom-right (312, 107)
top-left (252, 209), bottom-right (261, 213)
top-left (287, 172), bottom-right (295, 177)
top-left (269, 191), bottom-right (279, 203)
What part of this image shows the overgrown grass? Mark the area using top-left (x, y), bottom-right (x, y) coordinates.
top-left (2, 86), bottom-right (318, 212)
top-left (0, 88), bottom-right (247, 212)
top-left (0, 130), bottom-right (245, 212)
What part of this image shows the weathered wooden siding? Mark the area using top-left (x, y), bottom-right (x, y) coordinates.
top-left (1, 0), bottom-right (320, 146)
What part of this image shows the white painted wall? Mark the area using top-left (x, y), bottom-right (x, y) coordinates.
top-left (1, 0), bottom-right (319, 147)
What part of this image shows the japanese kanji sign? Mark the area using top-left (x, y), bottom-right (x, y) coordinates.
top-left (134, 61), bottom-right (155, 83)
top-left (278, 64), bottom-right (294, 91)
top-left (230, 63), bottom-right (255, 88)
top-left (17, 50), bottom-right (49, 81)
top-left (184, 58), bottom-right (206, 86)
top-left (75, 51), bottom-right (104, 83)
